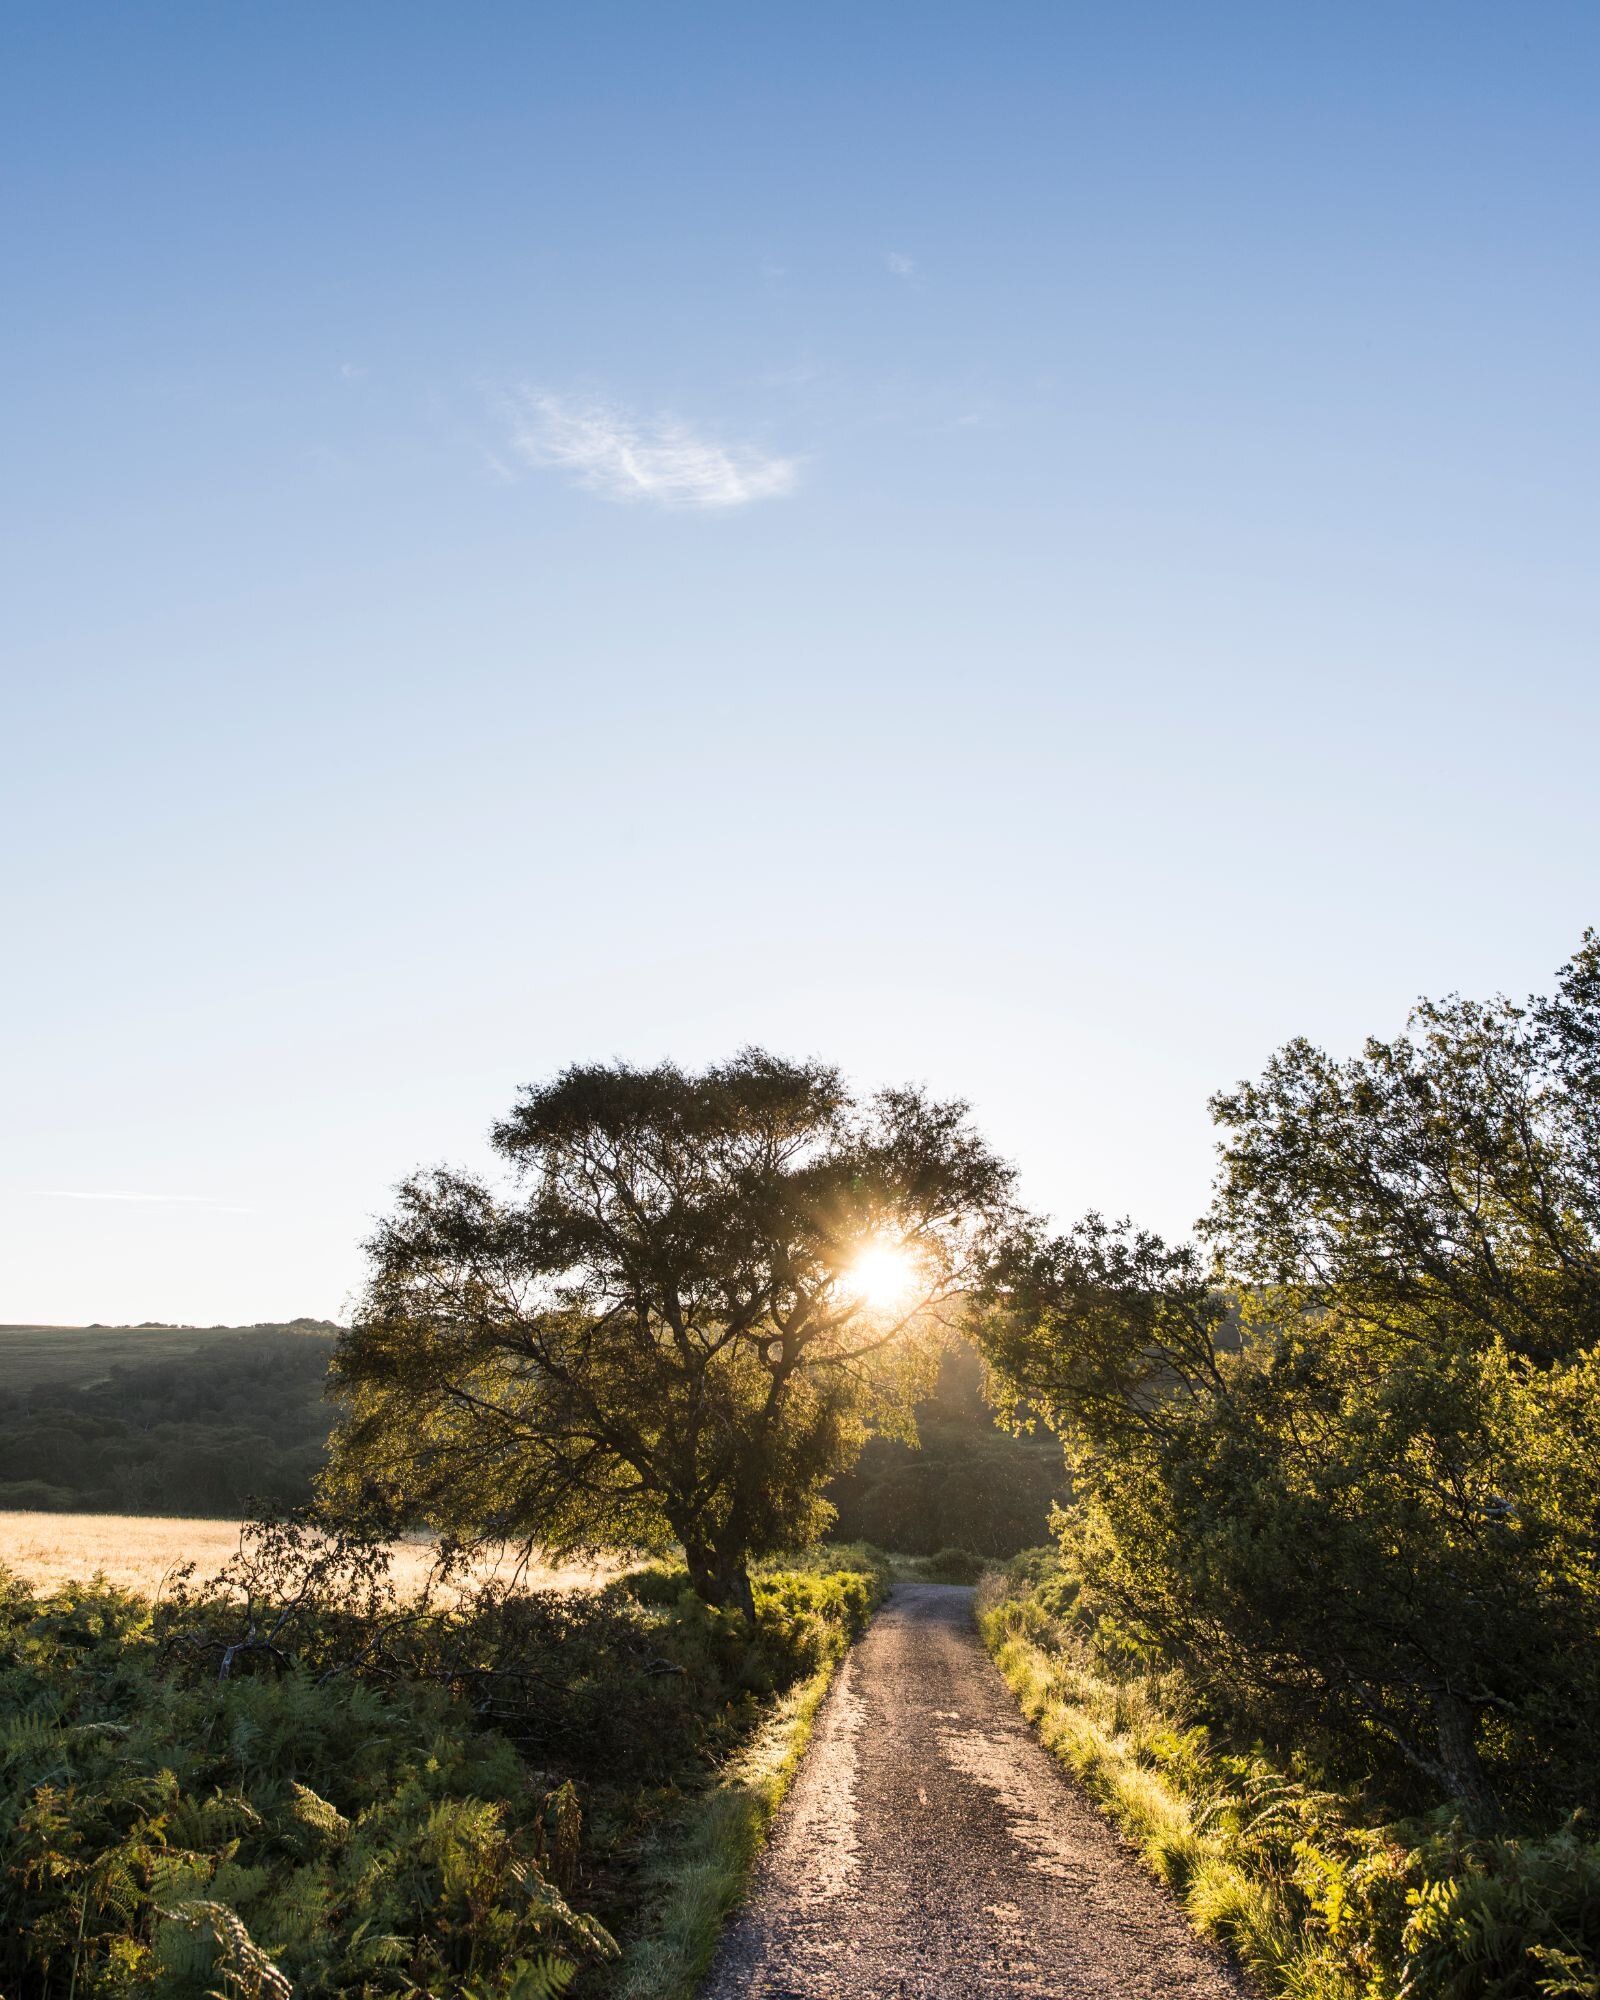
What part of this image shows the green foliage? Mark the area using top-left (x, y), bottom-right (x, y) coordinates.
top-left (982, 1552), bottom-right (1600, 2000)
top-left (606, 1547), bottom-right (887, 1709)
top-left (1401, 1829), bottom-right (1600, 1999)
top-left (976, 935), bottom-right (1600, 1827)
top-left (826, 1343), bottom-right (1064, 1556)
top-left (1205, 939), bottom-right (1600, 1369)
top-left (0, 1324), bottom-right (338, 1516)
top-left (324, 1050), bottom-right (1014, 1609)
top-left (0, 1570), bottom-right (611, 1998)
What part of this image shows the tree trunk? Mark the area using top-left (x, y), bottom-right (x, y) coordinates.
top-left (1434, 1694), bottom-right (1497, 1825)
top-left (685, 1542), bottom-right (756, 1620)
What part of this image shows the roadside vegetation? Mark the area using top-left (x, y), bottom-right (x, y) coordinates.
top-left (0, 1522), bottom-right (886, 1998)
top-left (975, 933), bottom-right (1600, 1998)
top-left (603, 1543), bottom-right (888, 1999)
top-left (983, 1547), bottom-right (1600, 2000)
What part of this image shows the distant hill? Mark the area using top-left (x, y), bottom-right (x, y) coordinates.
top-left (0, 1321), bottom-right (342, 1517)
top-left (0, 1319), bottom-right (342, 1392)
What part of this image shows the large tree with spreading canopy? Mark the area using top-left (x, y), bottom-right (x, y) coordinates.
top-left (324, 1050), bottom-right (1014, 1611)
top-left (978, 933), bottom-right (1600, 1821)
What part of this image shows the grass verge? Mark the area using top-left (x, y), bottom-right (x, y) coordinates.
top-left (978, 1551), bottom-right (1600, 2000)
top-left (599, 1544), bottom-right (888, 2000)
top-left (977, 1565), bottom-right (1300, 1989)
top-left (602, 1647), bottom-right (839, 1998)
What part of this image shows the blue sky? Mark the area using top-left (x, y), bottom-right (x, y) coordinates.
top-left (4, 2), bottom-right (1597, 1324)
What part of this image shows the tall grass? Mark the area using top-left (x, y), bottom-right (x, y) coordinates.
top-left (978, 1555), bottom-right (1600, 2000)
top-left (978, 1573), bottom-right (1309, 1989)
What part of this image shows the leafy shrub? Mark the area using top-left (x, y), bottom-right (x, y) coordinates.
top-left (1, 1526), bottom-right (887, 1999)
top-left (615, 1564), bottom-right (692, 1609)
top-left (982, 1550), bottom-right (1600, 2000)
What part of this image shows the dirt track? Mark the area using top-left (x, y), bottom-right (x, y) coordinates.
top-left (702, 1583), bottom-right (1246, 2000)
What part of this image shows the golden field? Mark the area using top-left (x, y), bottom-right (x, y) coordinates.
top-left (0, 1512), bottom-right (619, 1599)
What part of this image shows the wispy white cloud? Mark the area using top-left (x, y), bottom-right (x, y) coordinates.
top-left (887, 251), bottom-right (917, 278)
top-left (507, 392), bottom-right (798, 510)
top-left (43, 1190), bottom-right (258, 1214)
top-left (339, 361), bottom-right (366, 382)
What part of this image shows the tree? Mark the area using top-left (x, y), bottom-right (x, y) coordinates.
top-left (1204, 930), bottom-right (1600, 1366)
top-left (977, 936), bottom-right (1600, 1823)
top-left (323, 1050), bottom-right (1014, 1612)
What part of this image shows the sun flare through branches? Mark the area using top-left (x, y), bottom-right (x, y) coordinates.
top-left (842, 1236), bottom-right (921, 1313)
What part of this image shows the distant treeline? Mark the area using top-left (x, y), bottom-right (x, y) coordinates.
top-left (0, 1322), bottom-right (1064, 1552)
top-left (0, 1323), bottom-right (340, 1516)
top-left (828, 1344), bottom-right (1066, 1556)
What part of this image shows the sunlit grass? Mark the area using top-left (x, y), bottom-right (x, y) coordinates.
top-left (977, 1573), bottom-right (1315, 1995)
top-left (603, 1547), bottom-right (889, 2000)
top-left (0, 1511), bottom-right (617, 1600)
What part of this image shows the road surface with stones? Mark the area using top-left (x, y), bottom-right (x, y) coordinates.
top-left (700, 1582), bottom-right (1248, 2000)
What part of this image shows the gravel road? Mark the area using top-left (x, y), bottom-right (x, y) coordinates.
top-left (701, 1583), bottom-right (1247, 2000)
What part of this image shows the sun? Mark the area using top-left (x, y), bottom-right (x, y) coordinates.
top-left (843, 1237), bottom-right (919, 1312)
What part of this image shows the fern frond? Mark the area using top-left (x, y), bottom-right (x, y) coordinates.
top-left (290, 1781), bottom-right (350, 1842)
top-left (156, 1898), bottom-right (294, 2000)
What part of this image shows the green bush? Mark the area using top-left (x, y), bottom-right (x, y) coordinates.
top-left (615, 1564), bottom-right (692, 1608)
top-left (0, 1529), bottom-right (887, 2000)
top-left (0, 1568), bottom-right (610, 1999)
top-left (982, 1550), bottom-right (1600, 2000)
top-left (598, 1550), bottom-right (888, 2000)
top-left (910, 1547), bottom-right (988, 1585)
